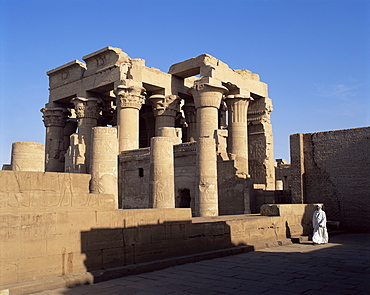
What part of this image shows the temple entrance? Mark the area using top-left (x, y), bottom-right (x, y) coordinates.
top-left (178, 188), bottom-right (191, 208)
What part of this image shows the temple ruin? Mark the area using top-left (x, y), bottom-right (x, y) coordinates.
top-left (2, 46), bottom-right (369, 294)
top-left (40, 46), bottom-right (276, 215)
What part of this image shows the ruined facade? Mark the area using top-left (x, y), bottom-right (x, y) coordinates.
top-left (290, 127), bottom-right (370, 232)
top-left (41, 46), bottom-right (275, 216)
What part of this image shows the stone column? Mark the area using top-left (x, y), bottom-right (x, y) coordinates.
top-left (225, 94), bottom-right (253, 176)
top-left (71, 97), bottom-right (102, 173)
top-left (195, 136), bottom-right (218, 217)
top-left (11, 142), bottom-right (45, 172)
top-left (189, 81), bottom-right (228, 139)
top-left (150, 94), bottom-right (180, 136)
top-left (41, 107), bottom-right (68, 172)
top-left (116, 82), bottom-right (145, 152)
top-left (90, 127), bottom-right (119, 208)
top-left (149, 137), bottom-right (175, 208)
top-left (182, 102), bottom-right (197, 142)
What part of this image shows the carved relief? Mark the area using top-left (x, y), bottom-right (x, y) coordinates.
top-left (61, 71), bottom-right (70, 80)
top-left (95, 54), bottom-right (106, 67)
top-left (247, 97), bottom-right (273, 124)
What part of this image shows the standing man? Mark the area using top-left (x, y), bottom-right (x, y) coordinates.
top-left (312, 204), bottom-right (329, 244)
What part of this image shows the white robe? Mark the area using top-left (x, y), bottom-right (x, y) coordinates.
top-left (312, 209), bottom-right (329, 244)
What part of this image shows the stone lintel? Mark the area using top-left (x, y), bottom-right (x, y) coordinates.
top-left (234, 69), bottom-right (261, 81)
top-left (170, 54), bottom-right (267, 97)
top-left (47, 60), bottom-right (86, 76)
top-left (82, 46), bottom-right (131, 76)
top-left (47, 60), bottom-right (86, 90)
top-left (169, 54), bottom-right (229, 78)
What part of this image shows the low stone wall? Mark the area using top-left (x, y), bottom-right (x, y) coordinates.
top-left (1, 171), bottom-right (313, 294)
top-left (0, 171), bottom-right (115, 211)
top-left (260, 204), bottom-right (317, 236)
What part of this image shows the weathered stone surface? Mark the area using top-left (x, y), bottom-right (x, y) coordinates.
top-left (150, 137), bottom-right (175, 208)
top-left (11, 142), bottom-right (44, 172)
top-left (290, 127), bottom-right (370, 232)
top-left (90, 127), bottom-right (119, 207)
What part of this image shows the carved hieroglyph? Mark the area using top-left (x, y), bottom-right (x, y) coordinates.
top-left (90, 127), bottom-right (118, 208)
top-left (195, 137), bottom-right (218, 216)
top-left (150, 137), bottom-right (175, 208)
top-left (11, 142), bottom-right (45, 172)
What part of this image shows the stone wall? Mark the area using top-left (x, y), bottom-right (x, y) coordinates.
top-left (290, 127), bottom-right (370, 232)
top-left (1, 171), bottom-right (313, 294)
top-left (217, 160), bottom-right (246, 215)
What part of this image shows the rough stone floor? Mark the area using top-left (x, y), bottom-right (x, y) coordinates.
top-left (32, 233), bottom-right (370, 295)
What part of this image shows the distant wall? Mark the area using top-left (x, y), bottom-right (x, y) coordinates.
top-left (290, 127), bottom-right (370, 232)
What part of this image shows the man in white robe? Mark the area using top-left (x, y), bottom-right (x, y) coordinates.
top-left (312, 204), bottom-right (329, 244)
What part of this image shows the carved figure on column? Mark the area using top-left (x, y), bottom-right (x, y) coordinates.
top-left (150, 94), bottom-right (180, 117)
top-left (41, 107), bottom-right (69, 171)
top-left (71, 97), bottom-right (102, 173)
top-left (72, 97), bottom-right (102, 121)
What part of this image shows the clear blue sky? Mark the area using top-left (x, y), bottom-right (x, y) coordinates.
top-left (0, 0), bottom-right (369, 166)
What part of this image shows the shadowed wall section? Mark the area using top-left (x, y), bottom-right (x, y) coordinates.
top-left (1, 170), bottom-right (314, 294)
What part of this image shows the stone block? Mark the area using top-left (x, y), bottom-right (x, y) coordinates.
top-left (122, 227), bottom-right (138, 246)
top-left (185, 222), bottom-right (206, 238)
top-left (165, 222), bottom-right (186, 240)
top-left (84, 228), bottom-right (123, 252)
top-left (136, 226), bottom-right (154, 245)
top-left (163, 208), bottom-right (192, 222)
top-left (83, 249), bottom-right (103, 270)
top-left (134, 209), bottom-right (163, 226)
top-left (102, 247), bottom-right (126, 269)
top-left (0, 262), bottom-right (18, 285)
top-left (82, 46), bottom-right (130, 76)
top-left (17, 254), bottom-right (62, 282)
top-left (47, 60), bottom-right (86, 89)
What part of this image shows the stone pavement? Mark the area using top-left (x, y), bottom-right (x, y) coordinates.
top-left (32, 233), bottom-right (369, 295)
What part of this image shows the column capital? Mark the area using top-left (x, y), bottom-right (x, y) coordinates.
top-left (189, 81), bottom-right (228, 109)
top-left (40, 107), bottom-right (69, 127)
top-left (150, 94), bottom-right (180, 117)
top-left (225, 94), bottom-right (253, 123)
top-left (116, 83), bottom-right (146, 110)
top-left (71, 97), bottom-right (102, 120)
top-left (224, 94), bottom-right (253, 101)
